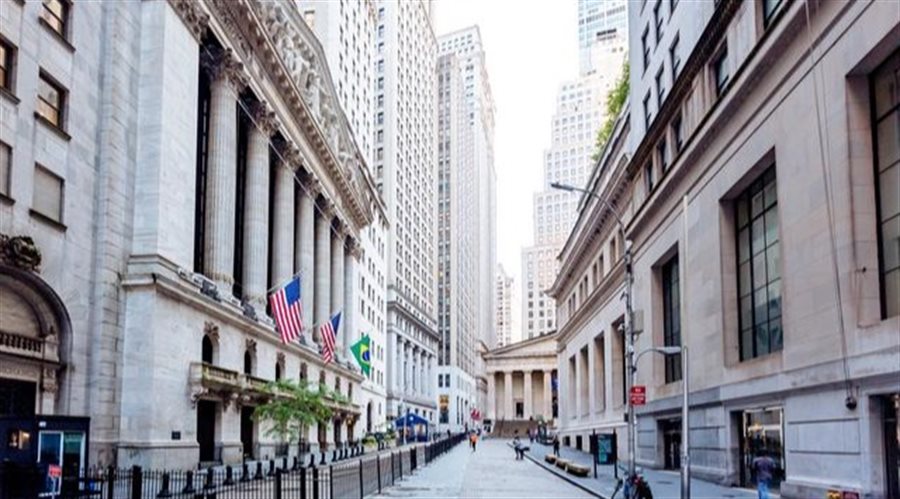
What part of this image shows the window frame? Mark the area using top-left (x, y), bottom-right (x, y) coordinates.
top-left (762, 0), bottom-right (784, 29)
top-left (656, 65), bottom-right (666, 108)
top-left (654, 0), bottom-right (664, 44)
top-left (672, 112), bottom-right (684, 154)
top-left (712, 45), bottom-right (730, 97)
top-left (641, 26), bottom-right (650, 73)
top-left (40, 0), bottom-right (71, 42)
top-left (36, 70), bottom-right (67, 132)
top-left (0, 141), bottom-right (11, 200)
top-left (670, 33), bottom-right (681, 80)
top-left (31, 162), bottom-right (65, 226)
top-left (0, 35), bottom-right (17, 96)
top-left (735, 166), bottom-right (782, 361)
top-left (869, 49), bottom-right (900, 319)
top-left (662, 255), bottom-right (682, 383)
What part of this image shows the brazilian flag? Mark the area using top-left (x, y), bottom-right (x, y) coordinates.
top-left (351, 334), bottom-right (371, 377)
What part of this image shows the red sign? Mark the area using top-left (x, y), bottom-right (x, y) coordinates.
top-left (630, 386), bottom-right (646, 405)
top-left (48, 465), bottom-right (62, 478)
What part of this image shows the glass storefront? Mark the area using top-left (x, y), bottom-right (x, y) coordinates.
top-left (739, 407), bottom-right (784, 491)
top-left (884, 394), bottom-right (900, 499)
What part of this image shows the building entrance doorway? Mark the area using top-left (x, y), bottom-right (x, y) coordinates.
top-left (0, 378), bottom-right (36, 417)
top-left (240, 406), bottom-right (255, 460)
top-left (739, 407), bottom-right (784, 492)
top-left (196, 400), bottom-right (217, 464)
top-left (333, 418), bottom-right (343, 448)
top-left (515, 401), bottom-right (524, 419)
top-left (661, 418), bottom-right (681, 470)
top-left (882, 394), bottom-right (899, 499)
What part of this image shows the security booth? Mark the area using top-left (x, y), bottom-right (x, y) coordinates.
top-left (0, 415), bottom-right (91, 498)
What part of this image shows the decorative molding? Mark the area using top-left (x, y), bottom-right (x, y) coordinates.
top-left (0, 234), bottom-right (42, 272)
top-left (203, 321), bottom-right (220, 343)
top-left (201, 46), bottom-right (249, 92)
top-left (277, 352), bottom-right (286, 366)
top-left (167, 0), bottom-right (209, 42)
top-left (249, 100), bottom-right (279, 137)
top-left (245, 338), bottom-right (257, 353)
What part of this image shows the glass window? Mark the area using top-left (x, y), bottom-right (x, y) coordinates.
top-left (0, 38), bottom-right (14, 92)
top-left (871, 50), bottom-right (900, 318)
top-left (643, 91), bottom-right (652, 130)
top-left (713, 46), bottom-right (729, 96)
top-left (644, 162), bottom-right (655, 193)
top-left (736, 166), bottom-right (781, 360)
top-left (0, 142), bottom-right (10, 197)
top-left (657, 138), bottom-right (669, 172)
top-left (37, 72), bottom-right (65, 129)
top-left (642, 27), bottom-right (650, 72)
top-left (662, 255), bottom-right (681, 382)
top-left (670, 34), bottom-right (681, 79)
top-left (654, 0), bottom-right (664, 43)
top-left (33, 164), bottom-right (64, 223)
top-left (763, 0), bottom-right (783, 28)
top-left (672, 113), bottom-right (684, 153)
top-left (41, 0), bottom-right (70, 39)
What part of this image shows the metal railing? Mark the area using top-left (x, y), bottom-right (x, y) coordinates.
top-left (0, 433), bottom-right (467, 499)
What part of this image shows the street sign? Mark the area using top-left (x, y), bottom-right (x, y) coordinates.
top-left (48, 465), bottom-right (62, 478)
top-left (630, 385), bottom-right (646, 405)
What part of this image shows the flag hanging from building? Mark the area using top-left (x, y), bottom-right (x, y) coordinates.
top-left (268, 275), bottom-right (304, 344)
top-left (350, 334), bottom-right (371, 376)
top-left (319, 312), bottom-right (341, 364)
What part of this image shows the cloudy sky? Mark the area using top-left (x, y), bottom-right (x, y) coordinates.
top-left (433, 0), bottom-right (580, 282)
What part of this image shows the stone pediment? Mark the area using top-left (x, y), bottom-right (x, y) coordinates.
top-left (485, 333), bottom-right (558, 359)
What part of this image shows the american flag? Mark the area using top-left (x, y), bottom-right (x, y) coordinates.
top-left (319, 312), bottom-right (341, 363)
top-left (268, 276), bottom-right (304, 344)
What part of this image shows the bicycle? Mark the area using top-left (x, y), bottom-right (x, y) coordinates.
top-left (610, 465), bottom-right (654, 499)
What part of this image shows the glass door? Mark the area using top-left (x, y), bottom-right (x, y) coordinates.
top-left (37, 431), bottom-right (63, 497)
top-left (740, 407), bottom-right (785, 491)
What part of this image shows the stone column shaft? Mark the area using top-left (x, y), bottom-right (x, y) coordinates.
top-left (296, 186), bottom-right (316, 330)
top-left (330, 230), bottom-right (345, 351)
top-left (504, 371), bottom-right (513, 420)
top-left (523, 371), bottom-right (533, 420)
top-left (343, 244), bottom-right (356, 359)
top-left (241, 112), bottom-right (272, 307)
top-left (314, 208), bottom-right (332, 335)
top-left (271, 157), bottom-right (294, 287)
top-left (203, 58), bottom-right (243, 290)
top-left (487, 373), bottom-right (496, 420)
top-left (543, 370), bottom-right (553, 420)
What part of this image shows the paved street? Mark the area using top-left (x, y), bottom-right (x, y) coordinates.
top-left (372, 439), bottom-right (594, 498)
top-left (526, 441), bottom-right (761, 499)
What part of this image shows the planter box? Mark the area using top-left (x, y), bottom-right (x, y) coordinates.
top-left (555, 459), bottom-right (570, 470)
top-left (545, 454), bottom-right (557, 464)
top-left (566, 463), bottom-right (590, 477)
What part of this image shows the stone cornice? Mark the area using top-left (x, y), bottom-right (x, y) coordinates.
top-left (167, 0), bottom-right (209, 42)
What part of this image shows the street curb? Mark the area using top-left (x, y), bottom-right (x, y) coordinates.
top-left (507, 443), bottom-right (607, 499)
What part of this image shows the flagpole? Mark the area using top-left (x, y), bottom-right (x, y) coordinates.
top-left (265, 270), bottom-right (303, 296)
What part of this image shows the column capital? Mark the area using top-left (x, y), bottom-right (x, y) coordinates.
top-left (201, 46), bottom-right (248, 92)
top-left (345, 236), bottom-right (363, 259)
top-left (299, 172), bottom-right (322, 198)
top-left (250, 101), bottom-right (280, 137)
top-left (317, 197), bottom-right (336, 221)
top-left (168, 0), bottom-right (209, 42)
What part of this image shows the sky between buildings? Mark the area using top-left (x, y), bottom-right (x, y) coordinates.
top-left (434, 0), bottom-right (580, 283)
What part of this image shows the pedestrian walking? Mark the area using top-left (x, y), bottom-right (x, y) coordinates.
top-left (529, 428), bottom-right (535, 444)
top-left (752, 451), bottom-right (777, 499)
top-left (469, 431), bottom-right (478, 452)
top-left (552, 435), bottom-right (560, 457)
top-left (512, 435), bottom-right (523, 460)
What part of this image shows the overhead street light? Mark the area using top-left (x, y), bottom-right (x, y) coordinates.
top-left (550, 182), bottom-right (637, 486)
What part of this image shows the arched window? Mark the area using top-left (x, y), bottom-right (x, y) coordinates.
top-left (335, 377), bottom-right (341, 395)
top-left (319, 371), bottom-right (326, 388)
top-left (243, 350), bottom-right (253, 375)
top-left (202, 335), bottom-right (214, 364)
top-left (275, 362), bottom-right (282, 381)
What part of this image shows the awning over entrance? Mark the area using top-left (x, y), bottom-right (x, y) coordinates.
top-left (394, 412), bottom-right (429, 428)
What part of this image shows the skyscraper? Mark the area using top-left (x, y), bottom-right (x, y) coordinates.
top-left (578, 0), bottom-right (628, 75)
top-left (495, 264), bottom-right (520, 347)
top-left (522, 27), bottom-right (627, 340)
top-left (375, 0), bottom-right (440, 423)
top-left (298, 0), bottom-right (389, 435)
top-left (434, 26), bottom-right (497, 431)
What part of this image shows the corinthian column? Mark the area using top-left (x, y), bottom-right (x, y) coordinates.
top-left (202, 47), bottom-right (247, 291)
top-left (241, 102), bottom-right (277, 307)
top-left (504, 371), bottom-right (513, 420)
top-left (271, 143), bottom-right (297, 288)
top-left (314, 201), bottom-right (334, 339)
top-left (344, 238), bottom-right (358, 359)
top-left (296, 175), bottom-right (318, 332)
top-left (330, 222), bottom-right (345, 354)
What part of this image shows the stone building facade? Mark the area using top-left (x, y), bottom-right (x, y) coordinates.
top-left (552, 1), bottom-right (900, 497)
top-left (0, 0), bottom-right (382, 470)
top-left (483, 333), bottom-right (558, 427)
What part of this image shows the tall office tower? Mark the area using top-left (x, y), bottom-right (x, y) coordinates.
top-left (299, 0), bottom-right (389, 434)
top-left (433, 26), bottom-right (496, 431)
top-left (375, 0), bottom-right (440, 424)
top-left (578, 0), bottom-right (628, 75)
top-left (522, 37), bottom-right (627, 340)
top-left (495, 264), bottom-right (520, 347)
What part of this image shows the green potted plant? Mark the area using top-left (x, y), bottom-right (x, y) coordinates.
top-left (253, 379), bottom-right (334, 458)
top-left (362, 434), bottom-right (378, 452)
top-left (385, 427), bottom-right (397, 448)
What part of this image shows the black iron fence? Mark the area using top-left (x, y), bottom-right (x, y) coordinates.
top-left (0, 433), bottom-right (466, 499)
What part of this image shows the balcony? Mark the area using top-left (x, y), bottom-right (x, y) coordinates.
top-left (190, 362), bottom-right (242, 393)
top-left (0, 331), bottom-right (44, 361)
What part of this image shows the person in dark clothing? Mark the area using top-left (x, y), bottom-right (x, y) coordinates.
top-left (552, 435), bottom-right (560, 457)
top-left (752, 451), bottom-right (777, 499)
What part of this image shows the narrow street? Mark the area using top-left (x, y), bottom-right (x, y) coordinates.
top-left (373, 439), bottom-right (594, 498)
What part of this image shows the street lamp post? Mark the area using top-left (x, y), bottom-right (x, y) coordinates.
top-left (634, 346), bottom-right (690, 499)
top-left (550, 182), bottom-right (637, 482)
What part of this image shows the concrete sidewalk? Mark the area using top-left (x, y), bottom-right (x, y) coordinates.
top-left (524, 441), bottom-right (760, 499)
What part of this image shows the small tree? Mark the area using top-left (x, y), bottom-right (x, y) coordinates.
top-left (253, 379), bottom-right (335, 454)
top-left (592, 60), bottom-right (630, 162)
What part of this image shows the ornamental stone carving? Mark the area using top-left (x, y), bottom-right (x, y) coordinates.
top-left (201, 46), bottom-right (249, 92)
top-left (250, 101), bottom-right (279, 137)
top-left (245, 338), bottom-right (257, 353)
top-left (167, 0), bottom-right (209, 42)
top-left (203, 321), bottom-right (220, 343)
top-left (0, 234), bottom-right (42, 272)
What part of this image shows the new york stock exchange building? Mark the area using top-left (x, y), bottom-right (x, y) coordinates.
top-left (0, 0), bottom-right (381, 471)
